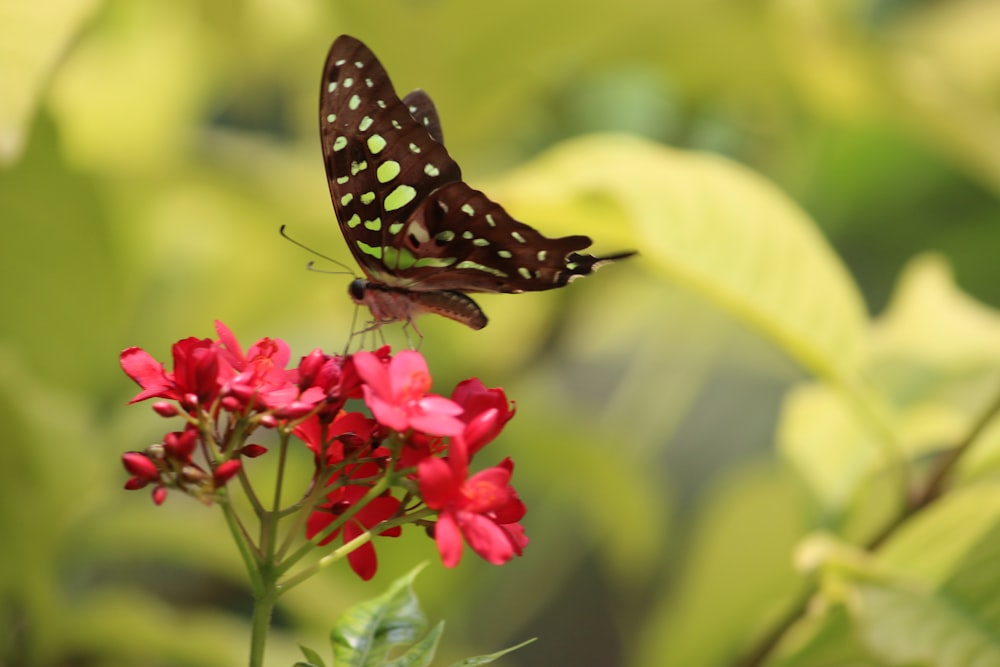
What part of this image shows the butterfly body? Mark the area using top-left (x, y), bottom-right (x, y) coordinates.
top-left (349, 278), bottom-right (488, 331)
top-left (321, 35), bottom-right (634, 330)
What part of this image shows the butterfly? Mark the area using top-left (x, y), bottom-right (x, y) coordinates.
top-left (319, 35), bottom-right (635, 332)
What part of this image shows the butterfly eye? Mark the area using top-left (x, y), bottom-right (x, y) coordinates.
top-left (348, 278), bottom-right (367, 303)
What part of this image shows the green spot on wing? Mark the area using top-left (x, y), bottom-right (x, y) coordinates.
top-left (461, 203), bottom-right (475, 216)
top-left (424, 164), bottom-right (439, 177)
top-left (367, 135), bottom-right (387, 153)
top-left (518, 267), bottom-right (532, 279)
top-left (473, 238), bottom-right (490, 247)
top-left (512, 231), bottom-right (526, 243)
top-left (333, 136), bottom-right (348, 151)
top-left (384, 185), bottom-right (417, 211)
top-left (364, 218), bottom-right (382, 231)
top-left (349, 94), bottom-right (361, 110)
top-left (360, 192), bottom-right (376, 205)
top-left (498, 250), bottom-right (513, 259)
top-left (357, 241), bottom-right (381, 258)
top-left (456, 260), bottom-right (508, 278)
top-left (340, 193), bottom-right (354, 206)
top-left (359, 116), bottom-right (373, 131)
top-left (435, 230), bottom-right (455, 243)
top-left (388, 222), bottom-right (404, 234)
top-left (537, 250), bottom-right (547, 262)
top-left (384, 246), bottom-right (416, 270)
top-left (377, 160), bottom-right (401, 183)
top-left (326, 113), bottom-right (336, 123)
top-left (414, 257), bottom-right (457, 268)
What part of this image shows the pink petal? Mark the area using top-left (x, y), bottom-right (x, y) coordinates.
top-left (388, 350), bottom-right (431, 396)
top-left (120, 348), bottom-right (172, 401)
top-left (352, 351), bottom-right (393, 399)
top-left (408, 411), bottom-right (464, 437)
top-left (434, 511), bottom-right (464, 568)
top-left (458, 512), bottom-right (515, 565)
top-left (417, 395), bottom-right (463, 417)
top-left (214, 320), bottom-right (245, 369)
top-left (418, 458), bottom-right (458, 509)
top-left (363, 388), bottom-right (409, 431)
top-left (344, 521), bottom-right (378, 580)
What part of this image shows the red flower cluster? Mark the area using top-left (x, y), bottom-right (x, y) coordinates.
top-left (120, 321), bottom-right (527, 578)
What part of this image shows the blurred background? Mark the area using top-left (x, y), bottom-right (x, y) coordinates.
top-left (2, 0), bottom-right (999, 665)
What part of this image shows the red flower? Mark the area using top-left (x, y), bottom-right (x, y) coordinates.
top-left (353, 350), bottom-right (464, 437)
top-left (121, 336), bottom-right (227, 408)
top-left (294, 411), bottom-right (378, 465)
top-left (418, 439), bottom-right (528, 567)
top-left (215, 321), bottom-right (301, 410)
top-left (451, 379), bottom-right (515, 456)
top-left (306, 477), bottom-right (402, 581)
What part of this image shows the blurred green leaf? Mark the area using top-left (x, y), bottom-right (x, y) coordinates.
top-left (634, 462), bottom-right (808, 667)
top-left (780, 255), bottom-right (1000, 515)
top-left (491, 134), bottom-right (869, 384)
top-left (445, 638), bottom-right (537, 667)
top-left (0, 0), bottom-right (99, 164)
top-left (884, 1), bottom-right (1000, 195)
top-left (853, 580), bottom-right (1000, 667)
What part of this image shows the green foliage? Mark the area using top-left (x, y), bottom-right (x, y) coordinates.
top-left (297, 566), bottom-right (533, 667)
top-left (2, 1), bottom-right (999, 666)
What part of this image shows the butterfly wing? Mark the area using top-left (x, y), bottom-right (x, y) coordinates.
top-left (320, 35), bottom-right (634, 299)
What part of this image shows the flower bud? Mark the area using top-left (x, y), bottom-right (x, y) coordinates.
top-left (152, 401), bottom-right (178, 417)
top-left (213, 459), bottom-right (242, 484)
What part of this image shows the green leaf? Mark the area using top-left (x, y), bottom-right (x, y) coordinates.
top-left (877, 486), bottom-right (1000, 588)
top-left (853, 581), bottom-right (1000, 667)
top-left (490, 133), bottom-right (869, 384)
top-left (0, 0), bottom-right (100, 164)
top-left (779, 255), bottom-right (1000, 515)
top-left (296, 643), bottom-right (326, 667)
top-left (446, 638), bottom-right (538, 666)
top-left (633, 462), bottom-right (807, 667)
top-left (330, 564), bottom-right (430, 667)
top-left (384, 621), bottom-right (443, 667)
top-left (797, 486), bottom-right (1000, 666)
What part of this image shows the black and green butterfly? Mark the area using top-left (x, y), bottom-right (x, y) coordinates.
top-left (319, 35), bottom-right (634, 331)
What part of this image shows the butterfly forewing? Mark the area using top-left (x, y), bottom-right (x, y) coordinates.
top-left (320, 36), bottom-right (461, 285)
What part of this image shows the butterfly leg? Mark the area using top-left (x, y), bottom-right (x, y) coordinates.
top-left (400, 319), bottom-right (425, 350)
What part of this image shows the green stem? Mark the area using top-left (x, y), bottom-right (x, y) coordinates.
top-left (249, 570), bottom-right (280, 667)
top-left (276, 474), bottom-right (392, 577)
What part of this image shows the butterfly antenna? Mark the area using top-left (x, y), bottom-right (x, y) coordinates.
top-left (279, 224), bottom-right (356, 275)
